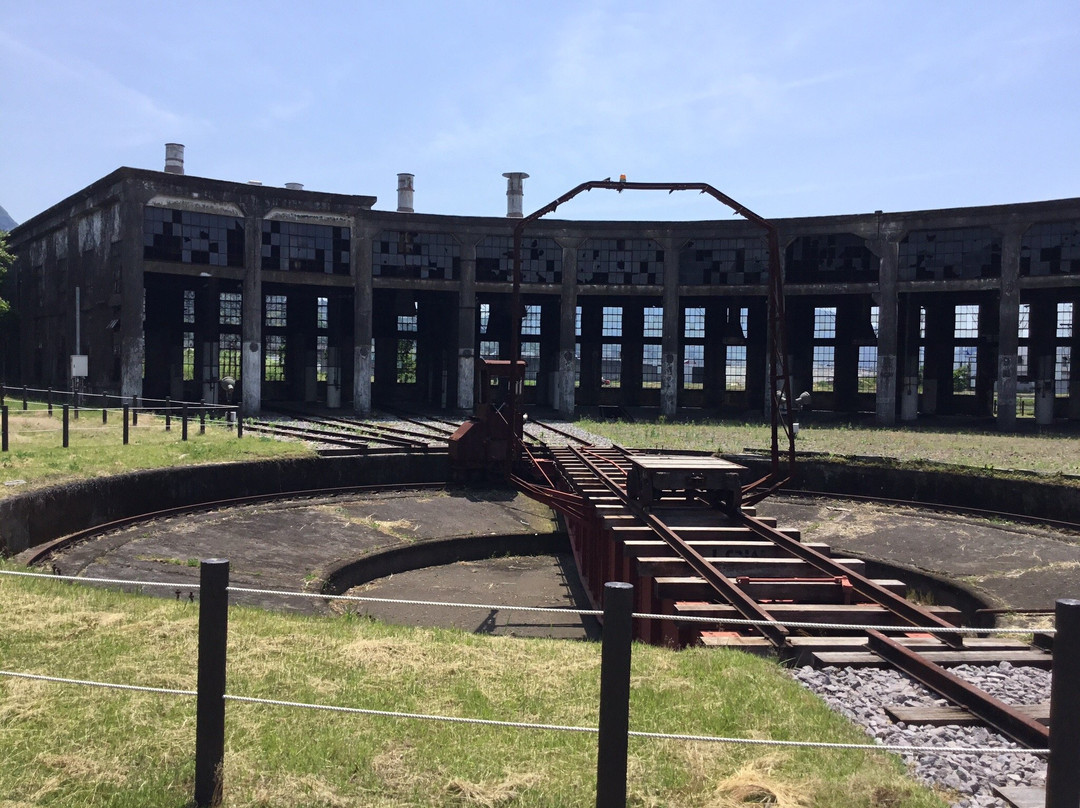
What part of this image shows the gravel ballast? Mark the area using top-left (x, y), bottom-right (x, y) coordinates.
top-left (792, 662), bottom-right (1049, 807)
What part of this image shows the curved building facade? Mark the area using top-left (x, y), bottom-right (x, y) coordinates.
top-left (5, 153), bottom-right (1078, 431)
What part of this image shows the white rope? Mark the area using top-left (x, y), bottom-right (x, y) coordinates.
top-left (0, 572), bottom-right (1054, 635)
top-left (0, 669), bottom-right (196, 697)
top-left (226, 584), bottom-right (1052, 634)
top-left (0, 667), bottom-right (1049, 755)
top-left (0, 569), bottom-right (198, 590)
top-left (224, 694), bottom-right (598, 733)
top-left (226, 585), bottom-right (601, 616)
top-left (224, 693), bottom-right (1047, 754)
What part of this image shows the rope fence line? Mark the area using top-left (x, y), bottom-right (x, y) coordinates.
top-left (0, 569), bottom-right (200, 590)
top-left (0, 669), bottom-right (197, 697)
top-left (0, 669), bottom-right (1049, 756)
top-left (7, 564), bottom-right (1078, 805)
top-left (0, 569), bottom-right (1052, 634)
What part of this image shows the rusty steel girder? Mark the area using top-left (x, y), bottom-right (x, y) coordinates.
top-left (507, 180), bottom-right (795, 488)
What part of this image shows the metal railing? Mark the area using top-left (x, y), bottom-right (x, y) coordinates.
top-left (1, 384), bottom-right (242, 451)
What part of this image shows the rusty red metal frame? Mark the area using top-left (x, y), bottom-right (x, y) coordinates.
top-left (738, 511), bottom-right (966, 649)
top-left (566, 445), bottom-right (788, 646)
top-left (508, 180), bottom-right (795, 489)
top-left (866, 630), bottom-right (1049, 748)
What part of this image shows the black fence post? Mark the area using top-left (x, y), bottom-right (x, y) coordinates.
top-left (1047, 598), bottom-right (1080, 808)
top-left (1, 405), bottom-right (8, 452)
top-left (195, 559), bottom-right (230, 807)
top-left (165, 397), bottom-right (171, 432)
top-left (123, 405), bottom-right (130, 445)
top-left (22, 386), bottom-right (28, 410)
top-left (62, 405), bottom-right (69, 448)
top-left (132, 395), bottom-right (138, 426)
top-left (182, 404), bottom-right (189, 441)
top-left (47, 387), bottom-right (53, 415)
top-left (102, 393), bottom-right (108, 425)
top-left (236, 408), bottom-right (243, 439)
top-left (596, 581), bottom-right (633, 808)
top-left (200, 400), bottom-right (206, 435)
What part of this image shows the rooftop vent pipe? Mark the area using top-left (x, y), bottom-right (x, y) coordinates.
top-left (164, 143), bottom-right (185, 175)
top-left (285, 182), bottom-right (304, 191)
top-left (397, 173), bottom-right (415, 213)
top-left (503, 172), bottom-right (529, 218)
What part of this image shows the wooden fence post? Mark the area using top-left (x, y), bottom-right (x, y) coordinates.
top-left (596, 581), bottom-right (633, 808)
top-left (194, 559), bottom-right (230, 807)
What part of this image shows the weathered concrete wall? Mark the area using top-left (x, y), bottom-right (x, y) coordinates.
top-left (731, 454), bottom-right (1080, 524)
top-left (0, 453), bottom-right (447, 555)
top-left (322, 531), bottom-right (569, 594)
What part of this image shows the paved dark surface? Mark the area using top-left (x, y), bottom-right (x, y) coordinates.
top-left (45, 486), bottom-right (1080, 638)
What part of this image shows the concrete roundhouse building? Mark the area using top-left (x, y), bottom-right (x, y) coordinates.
top-left (4, 145), bottom-right (1078, 431)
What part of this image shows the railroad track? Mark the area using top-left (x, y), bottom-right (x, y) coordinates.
top-left (257, 409), bottom-right (450, 451)
top-left (536, 443), bottom-right (1053, 749)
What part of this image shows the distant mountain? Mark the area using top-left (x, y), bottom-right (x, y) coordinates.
top-left (0, 204), bottom-right (16, 232)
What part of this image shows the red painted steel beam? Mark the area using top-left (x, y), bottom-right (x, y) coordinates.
top-left (568, 446), bottom-right (788, 646)
top-left (507, 179), bottom-right (795, 486)
top-left (740, 513), bottom-right (965, 648)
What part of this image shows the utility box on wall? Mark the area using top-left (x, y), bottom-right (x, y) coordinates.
top-left (70, 355), bottom-right (88, 378)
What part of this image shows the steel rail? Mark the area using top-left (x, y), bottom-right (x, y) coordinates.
top-left (567, 446), bottom-right (788, 646)
top-left (244, 421), bottom-right (373, 448)
top-left (736, 511), bottom-right (965, 649)
top-left (866, 630), bottom-right (1049, 748)
top-left (263, 410), bottom-right (435, 447)
top-left (527, 419), bottom-right (595, 447)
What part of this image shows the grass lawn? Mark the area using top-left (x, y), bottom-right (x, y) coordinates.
top-left (0, 568), bottom-right (947, 808)
top-left (577, 417), bottom-right (1080, 478)
top-left (0, 403), bottom-right (312, 499)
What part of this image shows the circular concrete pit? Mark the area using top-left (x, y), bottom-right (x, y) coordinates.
top-left (40, 485), bottom-right (1080, 638)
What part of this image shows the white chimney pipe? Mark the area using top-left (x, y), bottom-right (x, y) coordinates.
top-left (164, 143), bottom-right (185, 175)
top-left (285, 182), bottom-right (304, 191)
top-left (397, 173), bottom-right (415, 213)
top-left (503, 172), bottom-right (529, 218)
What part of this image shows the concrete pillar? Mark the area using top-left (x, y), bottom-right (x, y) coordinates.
top-left (899, 297), bottom-right (921, 421)
top-left (352, 220), bottom-right (373, 416)
top-left (746, 300), bottom-right (768, 417)
top-left (578, 300), bottom-right (602, 407)
top-left (456, 237), bottom-right (478, 412)
top-left (994, 230), bottom-right (1021, 432)
top-left (621, 300), bottom-right (644, 407)
top-left (555, 240), bottom-right (579, 418)
top-left (703, 298), bottom-right (725, 409)
top-left (196, 279), bottom-right (219, 404)
top-left (977, 299), bottom-right (998, 417)
top-left (240, 210), bottom-right (262, 416)
top-left (1031, 298), bottom-right (1057, 425)
top-left (1069, 303), bottom-right (1080, 421)
top-left (834, 297), bottom-right (861, 412)
top-left (119, 190), bottom-right (146, 400)
top-left (922, 301), bottom-right (954, 415)
top-left (660, 237), bottom-right (678, 417)
top-left (874, 238), bottom-right (900, 425)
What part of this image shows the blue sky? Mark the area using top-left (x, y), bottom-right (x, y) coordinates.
top-left (2, 1), bottom-right (1078, 226)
